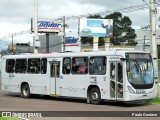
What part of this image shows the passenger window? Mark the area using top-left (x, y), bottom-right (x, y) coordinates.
top-left (57, 63), bottom-right (60, 77)
top-left (110, 63), bottom-right (115, 80)
top-left (89, 56), bottom-right (106, 75)
top-left (27, 58), bottom-right (40, 74)
top-left (15, 59), bottom-right (27, 73)
top-left (6, 59), bottom-right (15, 73)
top-left (118, 63), bottom-right (123, 83)
top-left (41, 58), bottom-right (47, 74)
top-left (72, 57), bottom-right (88, 74)
top-left (63, 57), bottom-right (71, 74)
top-left (51, 63), bottom-right (60, 77)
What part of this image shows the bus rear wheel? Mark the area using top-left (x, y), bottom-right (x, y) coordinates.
top-left (89, 87), bottom-right (101, 105)
top-left (21, 84), bottom-right (31, 98)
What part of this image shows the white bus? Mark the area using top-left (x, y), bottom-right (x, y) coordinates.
top-left (1, 50), bottom-right (156, 104)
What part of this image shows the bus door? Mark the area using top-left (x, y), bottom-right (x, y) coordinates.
top-left (109, 62), bottom-right (123, 100)
top-left (50, 61), bottom-right (60, 95)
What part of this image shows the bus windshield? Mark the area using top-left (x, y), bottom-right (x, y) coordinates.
top-left (126, 53), bottom-right (154, 89)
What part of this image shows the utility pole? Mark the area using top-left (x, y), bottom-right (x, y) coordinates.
top-left (62, 16), bottom-right (66, 52)
top-left (143, 35), bottom-right (146, 51)
top-left (12, 35), bottom-right (13, 53)
top-left (33, 0), bottom-right (40, 53)
top-left (78, 17), bottom-right (81, 51)
top-left (150, 0), bottom-right (159, 96)
top-left (46, 33), bottom-right (50, 53)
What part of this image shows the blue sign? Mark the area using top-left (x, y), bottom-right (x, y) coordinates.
top-left (87, 20), bottom-right (103, 27)
top-left (80, 19), bottom-right (113, 37)
top-left (31, 18), bottom-right (62, 33)
top-left (38, 21), bottom-right (61, 28)
top-left (65, 37), bottom-right (79, 44)
top-left (60, 76), bottom-right (63, 79)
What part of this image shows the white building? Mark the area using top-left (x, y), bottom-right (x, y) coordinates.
top-left (135, 29), bottom-right (160, 51)
top-left (39, 34), bottom-right (81, 52)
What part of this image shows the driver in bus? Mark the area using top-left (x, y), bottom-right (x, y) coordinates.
top-left (129, 62), bottom-right (139, 81)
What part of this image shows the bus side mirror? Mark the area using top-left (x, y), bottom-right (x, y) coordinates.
top-left (154, 77), bottom-right (159, 84)
top-left (154, 70), bottom-right (159, 79)
top-left (154, 71), bottom-right (159, 84)
top-left (155, 81), bottom-right (158, 84)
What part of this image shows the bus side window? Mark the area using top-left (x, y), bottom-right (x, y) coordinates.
top-left (71, 57), bottom-right (88, 74)
top-left (51, 63), bottom-right (60, 77)
top-left (118, 63), bottom-right (123, 83)
top-left (27, 58), bottom-right (40, 74)
top-left (6, 59), bottom-right (15, 73)
top-left (15, 59), bottom-right (27, 73)
top-left (89, 56), bottom-right (106, 75)
top-left (63, 57), bottom-right (71, 74)
top-left (41, 58), bottom-right (47, 74)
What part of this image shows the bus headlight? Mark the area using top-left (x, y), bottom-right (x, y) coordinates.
top-left (127, 86), bottom-right (135, 94)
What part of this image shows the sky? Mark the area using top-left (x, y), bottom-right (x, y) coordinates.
top-left (0, 0), bottom-right (159, 49)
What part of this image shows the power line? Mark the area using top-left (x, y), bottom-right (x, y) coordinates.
top-left (0, 29), bottom-right (31, 41)
top-left (64, 3), bottom-right (160, 20)
top-left (1, 3), bottom-right (160, 43)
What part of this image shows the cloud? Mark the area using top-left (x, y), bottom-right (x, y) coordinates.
top-left (0, 0), bottom-right (145, 24)
top-left (0, 0), bottom-right (147, 23)
top-left (0, 0), bottom-right (34, 24)
top-left (75, 0), bottom-right (145, 10)
top-left (124, 10), bottom-right (150, 29)
top-left (0, 0), bottom-right (156, 49)
top-left (0, 0), bottom-right (106, 24)
top-left (0, 23), bottom-right (30, 36)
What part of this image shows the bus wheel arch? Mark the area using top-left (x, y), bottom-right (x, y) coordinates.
top-left (21, 82), bottom-right (31, 98)
top-left (87, 85), bottom-right (102, 105)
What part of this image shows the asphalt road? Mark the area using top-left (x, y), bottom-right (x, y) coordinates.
top-left (0, 76), bottom-right (160, 120)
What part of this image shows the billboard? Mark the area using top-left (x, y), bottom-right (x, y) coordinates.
top-left (80, 19), bottom-right (113, 37)
top-left (65, 37), bottom-right (80, 46)
top-left (31, 18), bottom-right (62, 33)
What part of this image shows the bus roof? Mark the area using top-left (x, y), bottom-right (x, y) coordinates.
top-left (2, 49), bottom-right (147, 59)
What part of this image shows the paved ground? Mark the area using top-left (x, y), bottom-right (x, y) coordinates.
top-left (0, 75), bottom-right (160, 120)
top-left (0, 92), bottom-right (160, 120)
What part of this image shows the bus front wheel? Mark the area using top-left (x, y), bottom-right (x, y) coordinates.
top-left (21, 84), bottom-right (31, 98)
top-left (89, 87), bottom-right (101, 105)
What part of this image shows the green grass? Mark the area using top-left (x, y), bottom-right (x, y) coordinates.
top-left (0, 117), bottom-right (19, 120)
top-left (145, 97), bottom-right (160, 104)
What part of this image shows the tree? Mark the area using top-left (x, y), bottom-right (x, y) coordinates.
top-left (81, 12), bottom-right (137, 45)
top-left (87, 14), bottom-right (102, 19)
top-left (81, 37), bottom-right (93, 45)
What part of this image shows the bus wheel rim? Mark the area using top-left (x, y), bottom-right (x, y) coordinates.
top-left (92, 92), bottom-right (98, 100)
top-left (23, 88), bottom-right (28, 96)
